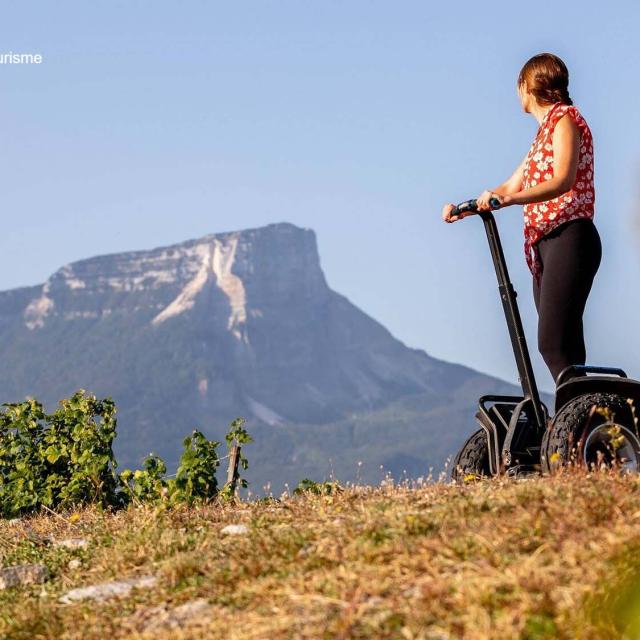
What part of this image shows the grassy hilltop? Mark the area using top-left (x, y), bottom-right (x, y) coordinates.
top-left (2, 471), bottom-right (640, 639)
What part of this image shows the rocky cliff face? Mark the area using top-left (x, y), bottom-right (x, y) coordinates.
top-left (0, 223), bottom-right (516, 493)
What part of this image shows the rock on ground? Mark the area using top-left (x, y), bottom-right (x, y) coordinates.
top-left (58, 575), bottom-right (157, 604)
top-left (54, 538), bottom-right (89, 550)
top-left (220, 524), bottom-right (249, 535)
top-left (135, 599), bottom-right (215, 632)
top-left (0, 564), bottom-right (48, 590)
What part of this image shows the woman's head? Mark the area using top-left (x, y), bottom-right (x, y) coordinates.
top-left (517, 53), bottom-right (573, 111)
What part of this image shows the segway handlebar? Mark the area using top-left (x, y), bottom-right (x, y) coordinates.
top-left (450, 197), bottom-right (502, 218)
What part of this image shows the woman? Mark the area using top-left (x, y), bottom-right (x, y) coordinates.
top-left (442, 52), bottom-right (601, 386)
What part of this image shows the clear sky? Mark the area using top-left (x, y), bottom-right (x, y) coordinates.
top-left (1, 1), bottom-right (639, 393)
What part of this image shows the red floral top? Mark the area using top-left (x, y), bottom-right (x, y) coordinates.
top-left (521, 101), bottom-right (595, 283)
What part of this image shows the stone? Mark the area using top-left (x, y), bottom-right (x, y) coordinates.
top-left (68, 559), bottom-right (82, 570)
top-left (55, 538), bottom-right (89, 550)
top-left (220, 524), bottom-right (249, 536)
top-left (58, 575), bottom-right (157, 604)
top-left (0, 564), bottom-right (48, 589)
top-left (141, 599), bottom-right (214, 631)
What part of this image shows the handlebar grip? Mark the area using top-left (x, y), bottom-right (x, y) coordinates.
top-left (450, 197), bottom-right (502, 217)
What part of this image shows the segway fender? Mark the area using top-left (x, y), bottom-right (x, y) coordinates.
top-left (556, 376), bottom-right (640, 414)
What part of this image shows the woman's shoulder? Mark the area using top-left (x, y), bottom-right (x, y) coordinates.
top-left (550, 103), bottom-right (574, 119)
top-left (555, 103), bottom-right (587, 123)
top-left (551, 103), bottom-right (590, 134)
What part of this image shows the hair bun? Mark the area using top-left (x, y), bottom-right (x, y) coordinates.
top-left (518, 53), bottom-right (573, 106)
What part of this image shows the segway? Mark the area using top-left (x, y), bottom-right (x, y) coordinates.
top-left (448, 197), bottom-right (640, 479)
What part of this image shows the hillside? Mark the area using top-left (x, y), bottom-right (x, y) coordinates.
top-left (1, 471), bottom-right (639, 639)
top-left (0, 222), bottom-right (522, 494)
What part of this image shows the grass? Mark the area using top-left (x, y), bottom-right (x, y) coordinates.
top-left (2, 470), bottom-right (640, 639)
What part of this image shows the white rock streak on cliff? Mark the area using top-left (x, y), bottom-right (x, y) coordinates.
top-left (23, 234), bottom-right (249, 338)
top-left (151, 244), bottom-right (212, 325)
top-left (211, 236), bottom-right (247, 339)
top-left (152, 234), bottom-right (247, 339)
top-left (24, 282), bottom-right (54, 330)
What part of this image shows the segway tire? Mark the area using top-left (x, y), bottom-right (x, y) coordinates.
top-left (541, 392), bottom-right (640, 474)
top-left (451, 428), bottom-right (491, 482)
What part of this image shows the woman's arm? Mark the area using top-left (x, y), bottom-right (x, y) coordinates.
top-left (444, 114), bottom-right (581, 221)
top-left (443, 155), bottom-right (526, 221)
top-left (474, 155), bottom-right (526, 211)
top-left (490, 155), bottom-right (527, 196)
top-left (474, 114), bottom-right (581, 211)
top-left (503, 115), bottom-right (581, 206)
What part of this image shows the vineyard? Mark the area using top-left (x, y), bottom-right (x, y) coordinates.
top-left (0, 391), bottom-right (252, 518)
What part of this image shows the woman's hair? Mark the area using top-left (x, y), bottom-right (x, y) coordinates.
top-left (517, 53), bottom-right (573, 106)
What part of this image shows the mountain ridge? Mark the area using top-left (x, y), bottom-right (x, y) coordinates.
top-left (0, 222), bottom-right (520, 493)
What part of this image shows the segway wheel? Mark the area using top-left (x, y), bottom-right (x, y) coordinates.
top-left (541, 392), bottom-right (640, 474)
top-left (451, 428), bottom-right (491, 482)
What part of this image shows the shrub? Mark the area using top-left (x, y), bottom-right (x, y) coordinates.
top-left (0, 392), bottom-right (121, 517)
top-left (293, 478), bottom-right (343, 496)
top-left (171, 430), bottom-right (221, 504)
top-left (0, 390), bottom-right (252, 518)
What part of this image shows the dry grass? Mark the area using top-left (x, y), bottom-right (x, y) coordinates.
top-left (2, 470), bottom-right (640, 639)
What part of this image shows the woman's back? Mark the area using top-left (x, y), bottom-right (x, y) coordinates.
top-left (522, 101), bottom-right (595, 277)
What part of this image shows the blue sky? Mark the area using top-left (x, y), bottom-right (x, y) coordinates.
top-left (1, 1), bottom-right (639, 392)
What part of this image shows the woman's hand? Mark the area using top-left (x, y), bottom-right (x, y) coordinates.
top-left (442, 203), bottom-right (466, 223)
top-left (476, 190), bottom-right (498, 211)
top-left (476, 191), bottom-right (514, 211)
top-left (443, 191), bottom-right (514, 223)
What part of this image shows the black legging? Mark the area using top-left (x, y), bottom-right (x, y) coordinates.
top-left (532, 218), bottom-right (602, 385)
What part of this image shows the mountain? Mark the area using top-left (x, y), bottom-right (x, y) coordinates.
top-left (0, 223), bottom-right (520, 494)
